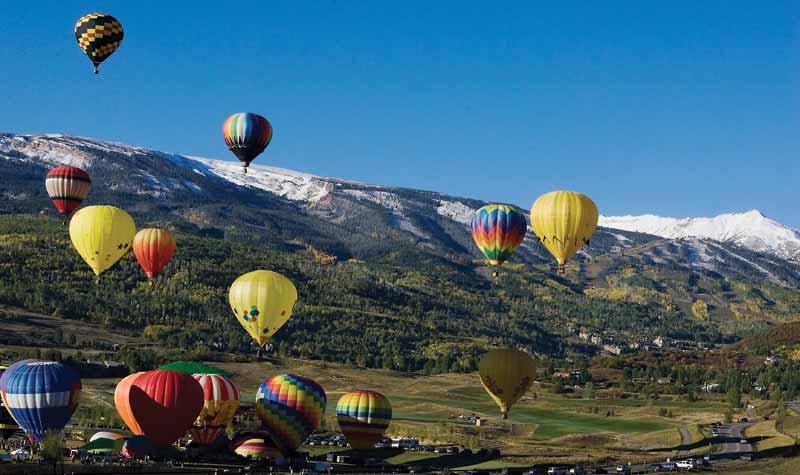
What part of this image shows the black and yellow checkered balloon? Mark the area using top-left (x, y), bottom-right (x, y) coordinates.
top-left (74, 13), bottom-right (123, 74)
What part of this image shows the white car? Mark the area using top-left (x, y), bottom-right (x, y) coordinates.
top-left (675, 460), bottom-right (695, 470)
top-left (547, 467), bottom-right (569, 475)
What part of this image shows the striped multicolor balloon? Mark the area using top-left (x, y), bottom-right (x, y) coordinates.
top-left (336, 390), bottom-right (392, 449)
top-left (470, 204), bottom-right (528, 266)
top-left (189, 373), bottom-right (240, 446)
top-left (234, 437), bottom-right (282, 459)
top-left (222, 112), bottom-right (273, 172)
top-left (1, 361), bottom-right (81, 442)
top-left (45, 165), bottom-right (91, 217)
top-left (255, 374), bottom-right (326, 453)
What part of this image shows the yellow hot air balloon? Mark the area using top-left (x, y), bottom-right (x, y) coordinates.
top-left (229, 270), bottom-right (298, 346)
top-left (69, 205), bottom-right (136, 276)
top-left (478, 349), bottom-right (537, 419)
top-left (530, 190), bottom-right (598, 272)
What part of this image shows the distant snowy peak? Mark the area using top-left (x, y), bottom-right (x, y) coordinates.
top-left (599, 211), bottom-right (800, 261)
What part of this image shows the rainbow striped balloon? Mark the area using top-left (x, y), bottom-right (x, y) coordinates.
top-left (470, 204), bottom-right (527, 266)
top-left (255, 374), bottom-right (326, 453)
top-left (222, 112), bottom-right (273, 172)
top-left (336, 390), bottom-right (392, 449)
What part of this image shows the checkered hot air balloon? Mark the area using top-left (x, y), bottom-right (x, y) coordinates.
top-left (1, 361), bottom-right (81, 442)
top-left (45, 165), bottom-right (91, 218)
top-left (189, 374), bottom-right (240, 446)
top-left (470, 204), bottom-right (528, 268)
top-left (255, 374), bottom-right (326, 453)
top-left (222, 113), bottom-right (273, 173)
top-left (336, 390), bottom-right (392, 449)
top-left (74, 13), bottom-right (124, 74)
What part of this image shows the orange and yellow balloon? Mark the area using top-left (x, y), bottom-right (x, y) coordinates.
top-left (530, 191), bottom-right (598, 272)
top-left (132, 228), bottom-right (176, 279)
top-left (478, 349), bottom-right (537, 419)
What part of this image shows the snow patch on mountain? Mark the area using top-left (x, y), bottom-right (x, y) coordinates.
top-left (436, 200), bottom-right (474, 225)
top-left (599, 210), bottom-right (800, 262)
top-left (342, 189), bottom-right (429, 238)
top-left (180, 155), bottom-right (333, 204)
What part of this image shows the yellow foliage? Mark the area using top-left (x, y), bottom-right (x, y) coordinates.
top-left (691, 299), bottom-right (710, 320)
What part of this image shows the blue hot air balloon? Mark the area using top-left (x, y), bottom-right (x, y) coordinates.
top-left (2, 361), bottom-right (81, 441)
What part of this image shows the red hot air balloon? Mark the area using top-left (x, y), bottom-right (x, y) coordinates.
top-left (45, 165), bottom-right (91, 217)
top-left (132, 228), bottom-right (177, 279)
top-left (114, 370), bottom-right (204, 448)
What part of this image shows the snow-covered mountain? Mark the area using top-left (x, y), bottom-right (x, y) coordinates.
top-left (3, 133), bottom-right (800, 278)
top-left (599, 211), bottom-right (800, 262)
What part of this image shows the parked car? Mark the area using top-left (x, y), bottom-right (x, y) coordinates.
top-left (547, 467), bottom-right (569, 475)
top-left (740, 438), bottom-right (748, 444)
top-left (615, 466), bottom-right (631, 475)
top-left (645, 464), bottom-right (663, 472)
top-left (660, 462), bottom-right (676, 471)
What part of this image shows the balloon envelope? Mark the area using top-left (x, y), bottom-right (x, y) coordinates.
top-left (470, 204), bottom-right (527, 266)
top-left (132, 228), bottom-right (176, 278)
top-left (336, 390), bottom-right (392, 449)
top-left (70, 205), bottom-right (136, 276)
top-left (2, 361), bottom-right (81, 441)
top-left (74, 13), bottom-right (123, 74)
top-left (235, 437), bottom-right (282, 459)
top-left (478, 349), bottom-right (537, 418)
top-left (114, 370), bottom-right (204, 448)
top-left (255, 374), bottom-right (326, 453)
top-left (122, 436), bottom-right (152, 459)
top-left (189, 373), bottom-right (240, 446)
top-left (530, 191), bottom-right (598, 268)
top-left (229, 270), bottom-right (298, 346)
top-left (45, 166), bottom-right (91, 217)
top-left (222, 113), bottom-right (273, 170)
top-left (90, 431), bottom-right (124, 442)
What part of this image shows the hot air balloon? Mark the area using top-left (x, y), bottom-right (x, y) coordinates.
top-left (336, 390), bottom-right (392, 449)
top-left (255, 374), bottom-right (326, 453)
top-left (90, 431), bottom-right (125, 442)
top-left (478, 349), bottom-right (537, 419)
top-left (1, 361), bottom-right (81, 441)
top-left (470, 204), bottom-right (527, 273)
top-left (222, 113), bottom-right (273, 173)
top-left (132, 228), bottom-right (176, 279)
top-left (235, 437), bottom-right (282, 459)
top-left (114, 370), bottom-right (204, 448)
top-left (530, 191), bottom-right (598, 273)
top-left (122, 436), bottom-right (152, 459)
top-left (229, 270), bottom-right (298, 346)
top-left (0, 365), bottom-right (22, 439)
top-left (74, 13), bottom-right (124, 74)
top-left (70, 205), bottom-right (136, 277)
top-left (45, 165), bottom-right (91, 218)
top-left (189, 373), bottom-right (240, 446)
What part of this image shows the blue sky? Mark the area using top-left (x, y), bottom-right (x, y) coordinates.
top-left (1, 2), bottom-right (798, 225)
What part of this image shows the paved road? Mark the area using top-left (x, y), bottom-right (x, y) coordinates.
top-left (712, 422), bottom-right (754, 460)
top-left (787, 401), bottom-right (800, 415)
top-left (677, 427), bottom-right (691, 457)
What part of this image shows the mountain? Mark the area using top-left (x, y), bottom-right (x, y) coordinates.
top-left (2, 132), bottom-right (800, 366)
top-left (599, 211), bottom-right (800, 263)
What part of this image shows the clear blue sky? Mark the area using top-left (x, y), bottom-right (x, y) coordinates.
top-left (1, 2), bottom-right (798, 225)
